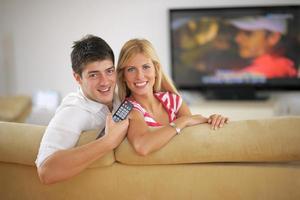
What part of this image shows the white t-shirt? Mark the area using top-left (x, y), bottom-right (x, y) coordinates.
top-left (35, 88), bottom-right (120, 167)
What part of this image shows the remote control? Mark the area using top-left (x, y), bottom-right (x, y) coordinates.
top-left (97, 100), bottom-right (133, 139)
top-left (112, 99), bottom-right (133, 122)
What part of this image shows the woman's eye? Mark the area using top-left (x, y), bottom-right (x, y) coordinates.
top-left (143, 65), bottom-right (151, 70)
top-left (127, 67), bottom-right (135, 72)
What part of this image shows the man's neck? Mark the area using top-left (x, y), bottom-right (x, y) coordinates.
top-left (79, 87), bottom-right (114, 111)
top-left (107, 103), bottom-right (113, 112)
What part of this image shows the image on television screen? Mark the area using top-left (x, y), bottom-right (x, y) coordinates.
top-left (170, 6), bottom-right (300, 89)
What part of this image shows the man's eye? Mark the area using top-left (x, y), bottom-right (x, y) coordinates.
top-left (89, 73), bottom-right (98, 78)
top-left (107, 69), bottom-right (115, 75)
top-left (241, 30), bottom-right (252, 36)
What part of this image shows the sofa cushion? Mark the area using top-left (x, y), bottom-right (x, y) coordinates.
top-left (115, 117), bottom-right (300, 165)
top-left (0, 122), bottom-right (115, 168)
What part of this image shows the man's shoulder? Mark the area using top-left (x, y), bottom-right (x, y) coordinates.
top-left (47, 93), bottom-right (97, 132)
top-left (51, 93), bottom-right (93, 125)
top-left (61, 91), bottom-right (87, 106)
top-left (58, 91), bottom-right (104, 114)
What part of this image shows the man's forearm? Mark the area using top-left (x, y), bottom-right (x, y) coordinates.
top-left (38, 138), bottom-right (113, 184)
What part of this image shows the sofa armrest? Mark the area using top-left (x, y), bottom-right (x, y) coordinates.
top-left (0, 95), bottom-right (32, 122)
top-left (115, 116), bottom-right (300, 165)
top-left (0, 122), bottom-right (115, 168)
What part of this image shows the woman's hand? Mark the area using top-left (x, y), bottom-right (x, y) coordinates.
top-left (185, 114), bottom-right (209, 127)
top-left (207, 114), bottom-right (229, 130)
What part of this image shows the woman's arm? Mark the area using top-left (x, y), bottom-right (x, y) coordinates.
top-left (127, 109), bottom-right (207, 156)
top-left (127, 98), bottom-right (229, 156)
top-left (177, 99), bottom-right (229, 130)
top-left (176, 101), bottom-right (193, 116)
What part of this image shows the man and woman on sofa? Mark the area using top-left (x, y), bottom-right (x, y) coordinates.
top-left (36, 35), bottom-right (228, 184)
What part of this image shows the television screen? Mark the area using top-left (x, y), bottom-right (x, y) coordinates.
top-left (170, 5), bottom-right (300, 99)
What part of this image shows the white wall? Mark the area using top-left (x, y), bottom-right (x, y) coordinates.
top-left (0, 2), bottom-right (6, 94)
top-left (1, 0), bottom-right (299, 97)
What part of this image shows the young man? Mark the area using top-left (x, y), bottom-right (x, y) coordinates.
top-left (230, 15), bottom-right (297, 78)
top-left (35, 35), bottom-right (129, 184)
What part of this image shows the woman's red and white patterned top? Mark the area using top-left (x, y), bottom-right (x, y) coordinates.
top-left (126, 92), bottom-right (182, 127)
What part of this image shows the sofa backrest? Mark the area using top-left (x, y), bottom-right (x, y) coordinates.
top-left (0, 122), bottom-right (115, 168)
top-left (115, 117), bottom-right (300, 165)
top-left (1, 117), bottom-right (300, 168)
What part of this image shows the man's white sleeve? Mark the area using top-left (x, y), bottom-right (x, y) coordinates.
top-left (35, 106), bottom-right (97, 167)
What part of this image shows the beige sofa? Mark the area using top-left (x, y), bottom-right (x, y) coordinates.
top-left (1, 117), bottom-right (300, 200)
top-left (0, 95), bottom-right (32, 123)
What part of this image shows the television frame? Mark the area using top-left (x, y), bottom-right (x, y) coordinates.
top-left (169, 5), bottom-right (300, 100)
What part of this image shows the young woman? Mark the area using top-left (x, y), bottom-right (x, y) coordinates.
top-left (117, 39), bottom-right (228, 156)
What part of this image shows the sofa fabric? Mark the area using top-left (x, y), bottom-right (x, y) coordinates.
top-left (0, 117), bottom-right (300, 200)
top-left (0, 95), bottom-right (32, 122)
top-left (116, 117), bottom-right (300, 165)
top-left (0, 122), bottom-right (115, 168)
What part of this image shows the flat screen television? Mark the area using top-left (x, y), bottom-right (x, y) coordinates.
top-left (169, 5), bottom-right (300, 99)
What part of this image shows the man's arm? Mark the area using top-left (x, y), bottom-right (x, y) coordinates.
top-left (37, 114), bottom-right (128, 185)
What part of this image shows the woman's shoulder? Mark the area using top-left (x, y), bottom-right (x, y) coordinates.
top-left (154, 91), bottom-right (181, 101)
top-left (125, 97), bottom-right (146, 114)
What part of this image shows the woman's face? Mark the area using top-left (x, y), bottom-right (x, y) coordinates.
top-left (123, 53), bottom-right (156, 97)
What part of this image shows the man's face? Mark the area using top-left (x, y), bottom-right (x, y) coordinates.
top-left (74, 59), bottom-right (116, 107)
top-left (235, 30), bottom-right (270, 59)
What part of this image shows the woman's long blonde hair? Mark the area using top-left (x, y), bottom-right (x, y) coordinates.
top-left (117, 39), bottom-right (179, 101)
